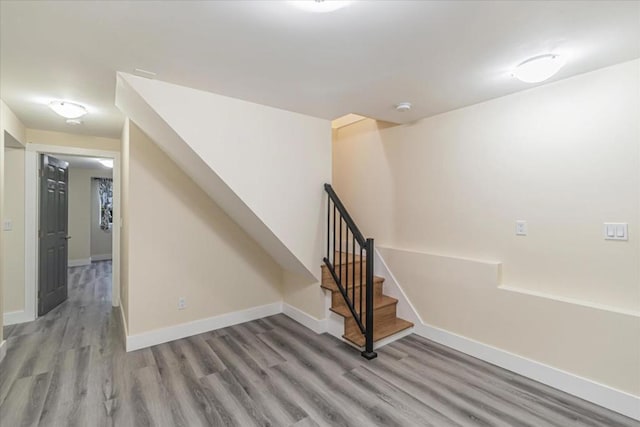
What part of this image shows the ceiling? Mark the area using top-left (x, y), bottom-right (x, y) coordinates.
top-left (54, 154), bottom-right (113, 170)
top-left (1, 1), bottom-right (638, 138)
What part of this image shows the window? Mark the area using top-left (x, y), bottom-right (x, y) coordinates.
top-left (94, 178), bottom-right (113, 231)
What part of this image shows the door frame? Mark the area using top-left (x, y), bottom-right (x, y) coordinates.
top-left (25, 144), bottom-right (121, 321)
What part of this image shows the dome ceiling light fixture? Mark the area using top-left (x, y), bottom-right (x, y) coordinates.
top-left (395, 102), bottom-right (412, 112)
top-left (48, 100), bottom-right (88, 119)
top-left (98, 159), bottom-right (114, 168)
top-left (512, 54), bottom-right (565, 83)
top-left (289, 0), bottom-right (351, 13)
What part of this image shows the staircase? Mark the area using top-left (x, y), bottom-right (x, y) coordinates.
top-left (322, 184), bottom-right (413, 359)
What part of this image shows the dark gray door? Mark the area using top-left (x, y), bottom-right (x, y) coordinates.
top-left (39, 154), bottom-right (70, 316)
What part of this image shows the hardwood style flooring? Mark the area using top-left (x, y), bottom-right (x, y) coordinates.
top-left (0, 261), bottom-right (637, 427)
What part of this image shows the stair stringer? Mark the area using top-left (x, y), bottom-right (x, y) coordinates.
top-left (115, 72), bottom-right (331, 283)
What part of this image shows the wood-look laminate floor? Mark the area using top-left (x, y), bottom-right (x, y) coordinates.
top-left (0, 261), bottom-right (637, 427)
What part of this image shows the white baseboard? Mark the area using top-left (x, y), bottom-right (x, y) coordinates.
top-left (3, 310), bottom-right (35, 326)
top-left (0, 340), bottom-right (6, 364)
top-left (68, 258), bottom-right (91, 267)
top-left (125, 302), bottom-right (283, 352)
top-left (282, 303), bottom-right (327, 334)
top-left (413, 322), bottom-right (640, 421)
top-left (118, 287), bottom-right (639, 420)
top-left (91, 254), bottom-right (112, 262)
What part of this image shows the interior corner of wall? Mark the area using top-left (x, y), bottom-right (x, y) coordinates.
top-left (282, 269), bottom-right (325, 320)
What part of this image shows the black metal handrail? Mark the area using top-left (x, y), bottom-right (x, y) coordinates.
top-left (323, 183), bottom-right (377, 359)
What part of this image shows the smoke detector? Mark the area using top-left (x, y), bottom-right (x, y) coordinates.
top-left (395, 102), bottom-right (412, 112)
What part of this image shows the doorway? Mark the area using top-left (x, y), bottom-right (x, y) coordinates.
top-left (25, 144), bottom-right (120, 321)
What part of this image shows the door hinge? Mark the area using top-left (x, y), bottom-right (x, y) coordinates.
top-left (39, 169), bottom-right (45, 177)
top-left (38, 229), bottom-right (44, 239)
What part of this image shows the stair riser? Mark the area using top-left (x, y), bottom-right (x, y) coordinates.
top-left (331, 282), bottom-right (383, 311)
top-left (322, 263), bottom-right (366, 287)
top-left (344, 302), bottom-right (397, 337)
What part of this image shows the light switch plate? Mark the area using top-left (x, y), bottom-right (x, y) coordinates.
top-left (3, 220), bottom-right (12, 231)
top-left (515, 220), bottom-right (527, 236)
top-left (604, 223), bottom-right (628, 241)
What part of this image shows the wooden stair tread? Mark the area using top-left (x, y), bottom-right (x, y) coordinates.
top-left (324, 251), bottom-right (365, 266)
top-left (343, 318), bottom-right (414, 347)
top-left (320, 275), bottom-right (384, 292)
top-left (329, 295), bottom-right (397, 318)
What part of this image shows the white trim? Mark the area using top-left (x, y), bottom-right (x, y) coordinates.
top-left (91, 254), bottom-right (112, 262)
top-left (374, 248), bottom-right (423, 326)
top-left (282, 303), bottom-right (327, 334)
top-left (499, 284), bottom-right (640, 318)
top-left (119, 303), bottom-right (128, 337)
top-left (68, 258), bottom-right (91, 267)
top-left (125, 302), bottom-right (283, 352)
top-left (0, 340), bottom-right (6, 364)
top-left (413, 322), bottom-right (640, 421)
top-left (24, 151), bottom-right (37, 322)
top-left (3, 310), bottom-right (33, 325)
top-left (25, 144), bottom-right (121, 323)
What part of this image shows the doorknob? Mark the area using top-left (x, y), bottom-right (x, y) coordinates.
top-left (63, 235), bottom-right (72, 240)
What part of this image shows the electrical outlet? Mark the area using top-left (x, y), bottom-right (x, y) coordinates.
top-left (178, 297), bottom-right (186, 310)
top-left (515, 220), bottom-right (527, 236)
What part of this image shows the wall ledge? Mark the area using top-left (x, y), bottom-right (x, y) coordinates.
top-left (378, 245), bottom-right (502, 266)
top-left (499, 285), bottom-right (640, 318)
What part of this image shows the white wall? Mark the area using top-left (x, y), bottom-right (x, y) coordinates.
top-left (68, 167), bottom-right (113, 264)
top-left (122, 122), bottom-right (284, 335)
top-left (333, 60), bottom-right (640, 395)
top-left (26, 128), bottom-right (120, 152)
top-left (0, 100), bottom-right (26, 339)
top-left (3, 147), bottom-right (25, 313)
top-left (116, 73), bottom-right (332, 285)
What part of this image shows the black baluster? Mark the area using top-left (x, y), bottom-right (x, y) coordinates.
top-left (332, 204), bottom-right (336, 267)
top-left (352, 235), bottom-right (355, 309)
top-left (339, 215), bottom-right (342, 285)
top-left (359, 244), bottom-right (363, 320)
top-left (327, 198), bottom-right (330, 260)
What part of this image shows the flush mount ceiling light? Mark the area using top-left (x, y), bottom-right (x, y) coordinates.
top-left (48, 100), bottom-right (88, 119)
top-left (512, 54), bottom-right (564, 83)
top-left (289, 0), bottom-right (351, 13)
top-left (66, 119), bottom-right (82, 126)
top-left (98, 159), bottom-right (113, 168)
top-left (395, 102), bottom-right (412, 112)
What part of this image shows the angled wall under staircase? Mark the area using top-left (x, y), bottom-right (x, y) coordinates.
top-left (115, 73), bottom-right (331, 283)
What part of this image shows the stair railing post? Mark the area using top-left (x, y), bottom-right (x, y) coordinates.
top-left (361, 238), bottom-right (377, 360)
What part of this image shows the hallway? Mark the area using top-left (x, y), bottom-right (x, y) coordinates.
top-left (0, 262), bottom-right (636, 426)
